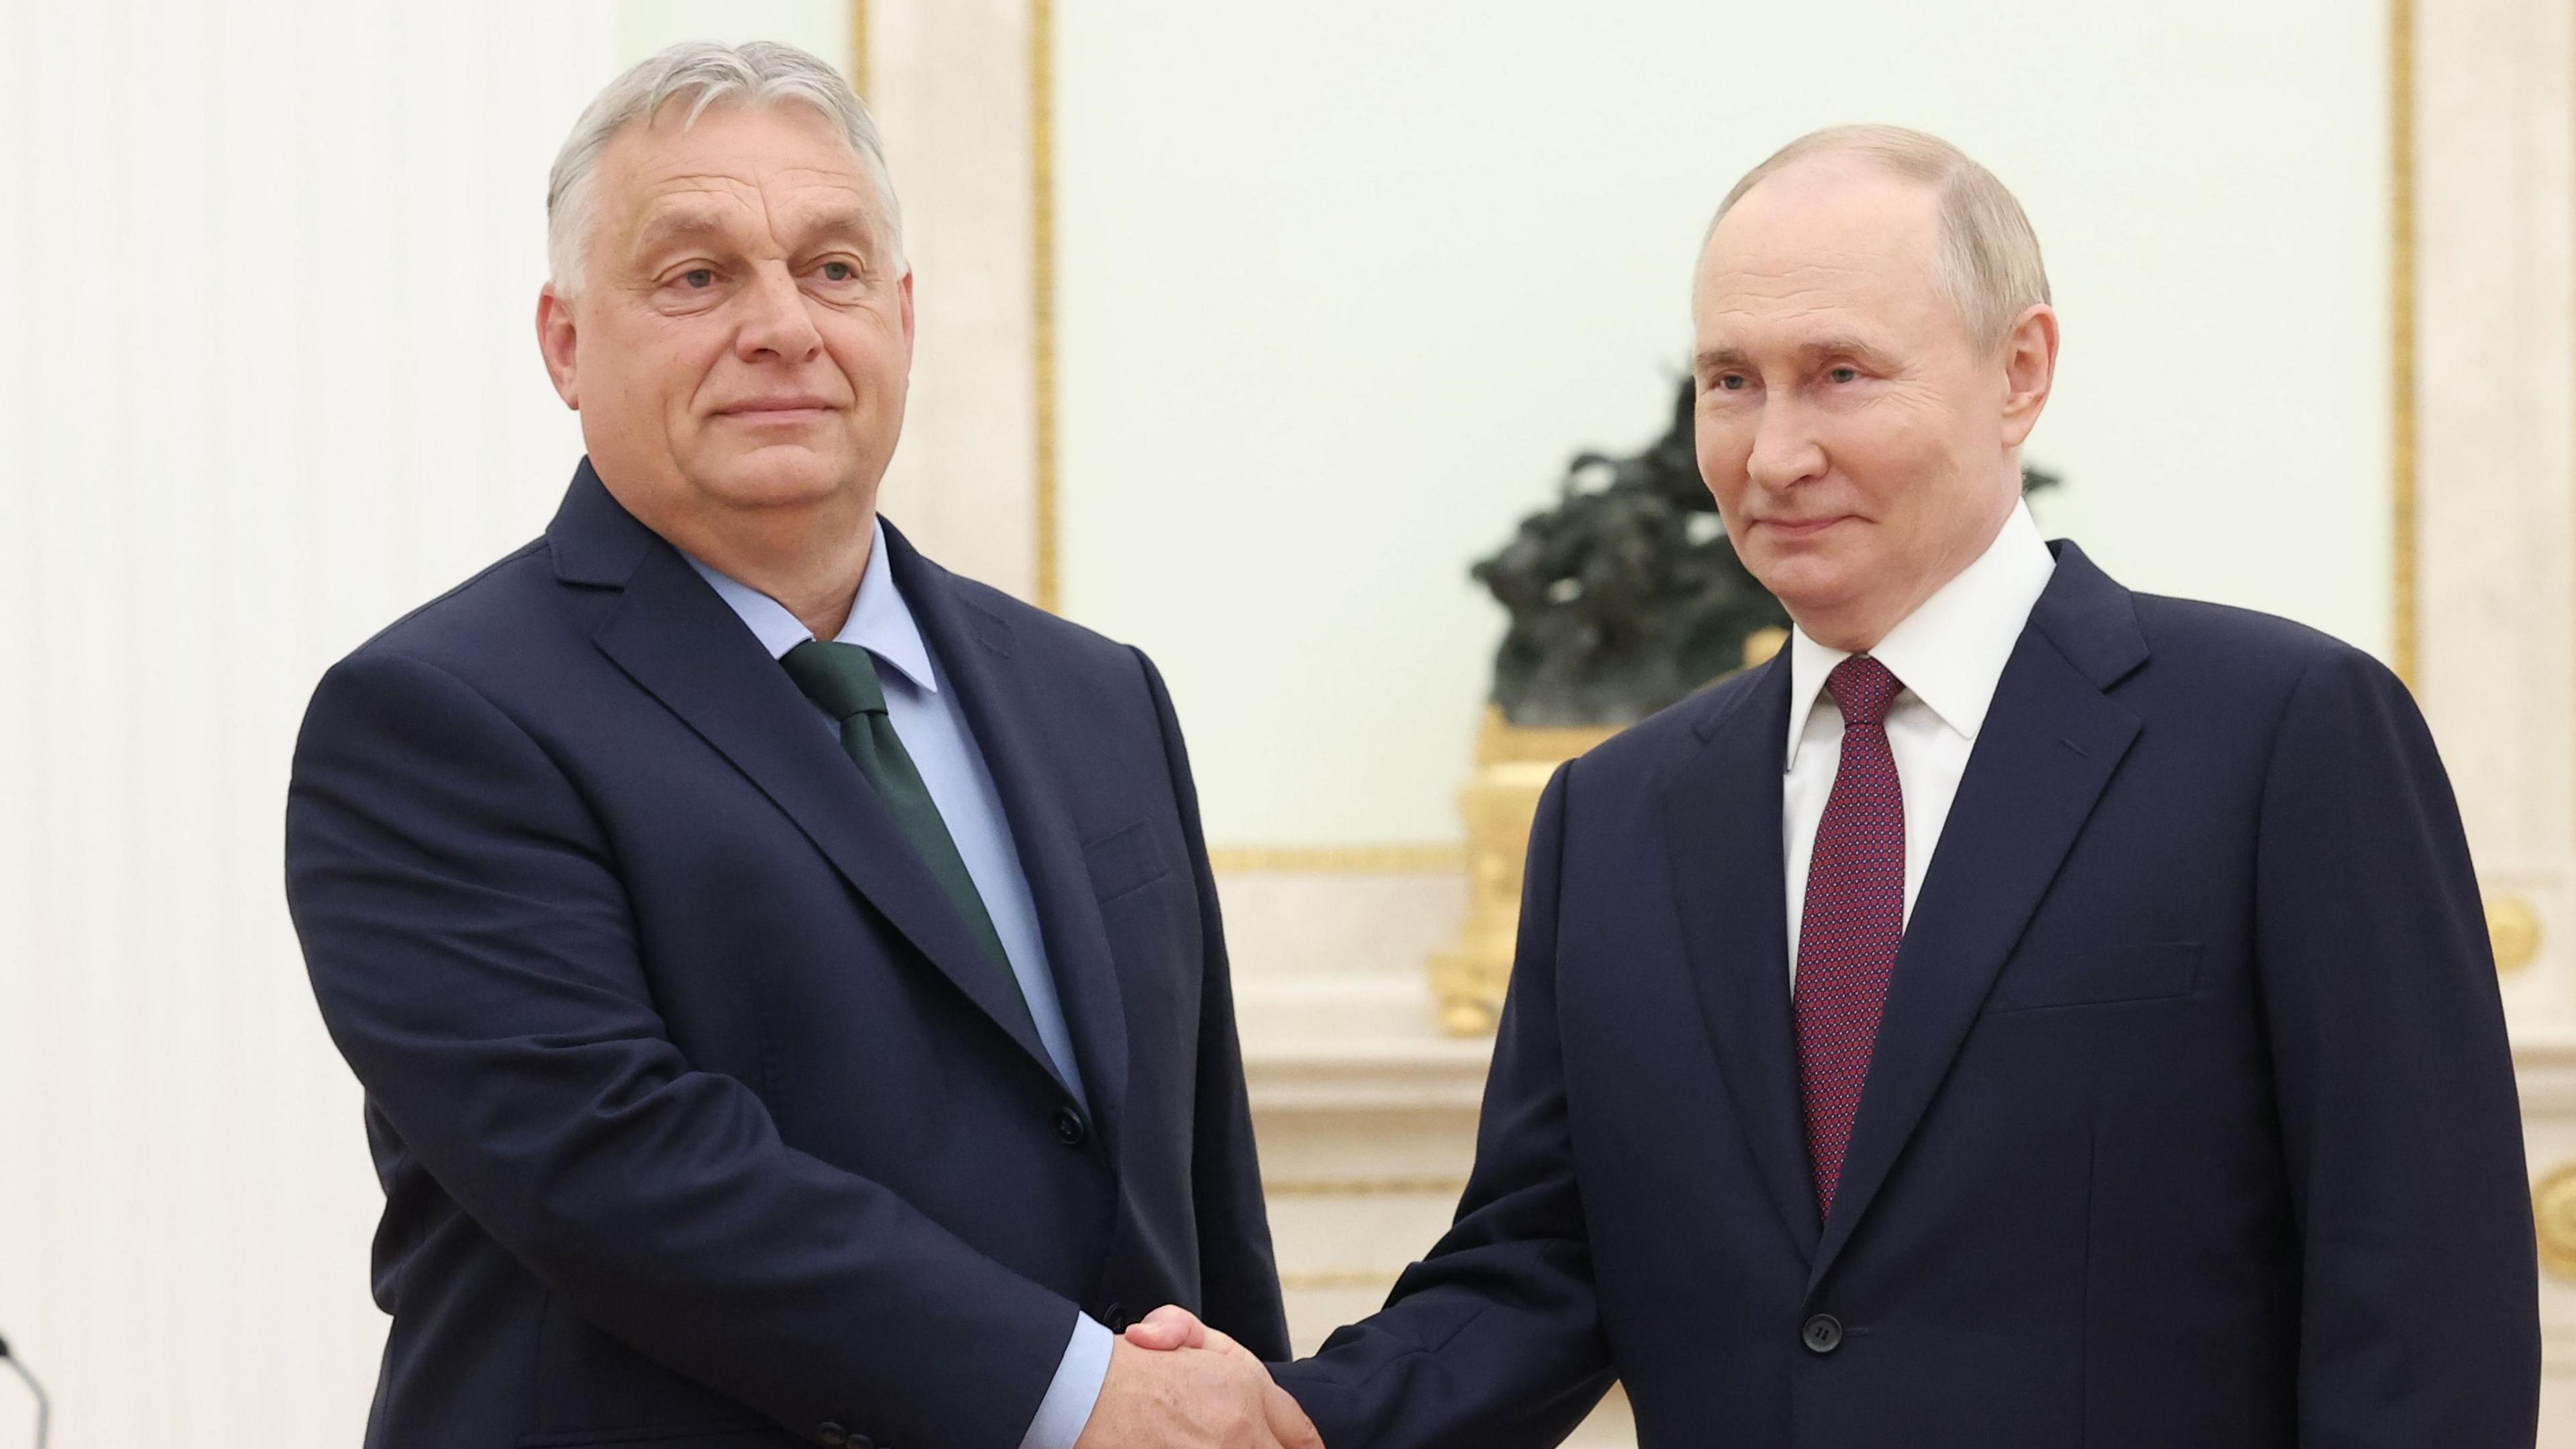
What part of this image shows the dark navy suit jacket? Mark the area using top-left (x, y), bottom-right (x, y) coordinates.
top-left (285, 463), bottom-right (1287, 1449)
top-left (1276, 541), bottom-right (2537, 1448)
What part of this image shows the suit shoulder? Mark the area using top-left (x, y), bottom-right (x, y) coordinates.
top-left (1565, 662), bottom-right (1769, 784)
top-left (2127, 592), bottom-right (2398, 692)
top-left (329, 539), bottom-right (572, 683)
top-left (942, 569), bottom-right (1150, 680)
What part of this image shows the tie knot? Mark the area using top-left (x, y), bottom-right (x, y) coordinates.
top-left (1825, 654), bottom-right (1901, 728)
top-left (780, 639), bottom-right (889, 722)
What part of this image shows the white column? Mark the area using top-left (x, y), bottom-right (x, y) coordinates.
top-left (2413, 0), bottom-right (2576, 1434)
top-left (864, 0), bottom-right (1044, 602)
top-left (2416, 0), bottom-right (2576, 1032)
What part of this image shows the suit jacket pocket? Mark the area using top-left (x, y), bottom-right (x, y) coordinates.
top-left (1984, 941), bottom-right (2202, 1014)
top-left (1082, 818), bottom-right (1171, 903)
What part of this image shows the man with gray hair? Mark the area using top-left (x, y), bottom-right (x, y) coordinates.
top-left (1131, 124), bottom-right (2538, 1445)
top-left (286, 41), bottom-right (1314, 1449)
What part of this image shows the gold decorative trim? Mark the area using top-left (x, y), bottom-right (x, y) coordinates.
top-left (1278, 1269), bottom-right (1403, 1291)
top-left (2390, 0), bottom-right (2418, 688)
top-left (1209, 844), bottom-right (1465, 875)
top-left (1030, 0), bottom-right (1062, 613)
top-left (1263, 1176), bottom-right (1470, 1197)
top-left (2538, 1163), bottom-right (2576, 1278)
top-left (2488, 892), bottom-right (2543, 972)
top-left (849, 0), bottom-right (867, 92)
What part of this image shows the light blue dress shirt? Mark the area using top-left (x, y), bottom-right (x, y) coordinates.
top-left (684, 521), bottom-right (1112, 1449)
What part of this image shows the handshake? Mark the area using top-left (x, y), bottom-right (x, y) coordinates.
top-left (1070, 1306), bottom-right (1321, 1449)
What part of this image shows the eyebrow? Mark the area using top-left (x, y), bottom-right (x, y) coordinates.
top-left (630, 210), bottom-right (730, 259)
top-left (629, 202), bottom-right (883, 261)
top-left (1695, 334), bottom-right (1893, 374)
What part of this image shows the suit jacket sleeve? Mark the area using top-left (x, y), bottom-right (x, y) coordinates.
top-left (1272, 761), bottom-right (1616, 1448)
top-left (1132, 647), bottom-right (1292, 1361)
top-left (2252, 647), bottom-right (2538, 1444)
top-left (286, 648), bottom-right (1079, 1449)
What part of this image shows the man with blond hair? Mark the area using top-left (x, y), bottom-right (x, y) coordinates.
top-left (286, 40), bottom-right (1317, 1449)
top-left (1132, 125), bottom-right (2538, 1446)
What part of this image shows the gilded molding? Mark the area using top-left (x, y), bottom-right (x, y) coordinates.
top-left (1431, 708), bottom-right (1619, 1035)
top-left (1030, 0), bottom-right (1061, 613)
top-left (1277, 1269), bottom-right (1403, 1291)
top-left (849, 0), bottom-right (867, 92)
top-left (2390, 0), bottom-right (2418, 688)
top-left (2538, 1163), bottom-right (2576, 1278)
top-left (1208, 844), bottom-right (1465, 875)
top-left (2488, 893), bottom-right (2543, 972)
top-left (1262, 1176), bottom-right (1470, 1197)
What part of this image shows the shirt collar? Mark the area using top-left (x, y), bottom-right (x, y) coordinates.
top-left (1783, 498), bottom-right (2055, 769)
top-left (682, 519), bottom-right (941, 694)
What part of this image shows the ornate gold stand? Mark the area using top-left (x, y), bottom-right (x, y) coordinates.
top-left (1427, 707), bottom-right (1617, 1035)
top-left (1430, 629), bottom-right (1788, 1036)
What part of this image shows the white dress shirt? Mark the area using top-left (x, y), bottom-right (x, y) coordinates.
top-left (1782, 500), bottom-right (2057, 983)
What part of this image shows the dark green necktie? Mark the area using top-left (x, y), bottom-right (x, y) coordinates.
top-left (778, 639), bottom-right (1026, 1012)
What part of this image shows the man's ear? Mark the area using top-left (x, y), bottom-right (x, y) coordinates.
top-left (536, 284), bottom-right (581, 409)
top-left (1997, 303), bottom-right (2058, 449)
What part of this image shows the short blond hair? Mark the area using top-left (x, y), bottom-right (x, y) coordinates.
top-left (1711, 125), bottom-right (2050, 350)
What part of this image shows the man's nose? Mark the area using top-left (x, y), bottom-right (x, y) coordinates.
top-left (1745, 398), bottom-right (1826, 491)
top-left (733, 263), bottom-right (824, 362)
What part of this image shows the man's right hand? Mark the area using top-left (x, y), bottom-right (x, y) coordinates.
top-left (1071, 1334), bottom-right (1322, 1449)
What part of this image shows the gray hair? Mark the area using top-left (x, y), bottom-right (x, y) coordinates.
top-left (1709, 125), bottom-right (2049, 352)
top-left (545, 40), bottom-right (903, 296)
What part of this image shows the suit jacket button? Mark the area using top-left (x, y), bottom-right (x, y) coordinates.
top-left (1802, 1313), bottom-right (1843, 1354)
top-left (1102, 1302), bottom-right (1130, 1332)
top-left (1053, 1107), bottom-right (1087, 1146)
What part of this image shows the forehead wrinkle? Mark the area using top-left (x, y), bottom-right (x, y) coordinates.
top-left (1698, 252), bottom-right (1938, 320)
top-left (629, 172), bottom-right (877, 258)
top-left (626, 195), bottom-right (751, 263)
top-left (1705, 278), bottom-right (1878, 311)
top-left (1704, 245), bottom-right (1929, 288)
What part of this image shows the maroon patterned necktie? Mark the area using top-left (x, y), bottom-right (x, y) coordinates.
top-left (1794, 653), bottom-right (1907, 1219)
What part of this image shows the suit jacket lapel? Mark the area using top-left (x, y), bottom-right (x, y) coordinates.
top-left (885, 525), bottom-right (1132, 1158)
top-left (1662, 655), bottom-right (1822, 1258)
top-left (1806, 543), bottom-right (2147, 1293)
top-left (547, 464), bottom-right (1070, 1091)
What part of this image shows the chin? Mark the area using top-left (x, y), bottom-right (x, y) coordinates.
top-left (697, 447), bottom-right (859, 511)
top-left (1744, 545), bottom-right (1834, 596)
top-left (1752, 555), bottom-right (1867, 624)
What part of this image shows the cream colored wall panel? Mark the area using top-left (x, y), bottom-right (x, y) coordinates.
top-left (1053, 0), bottom-right (2392, 848)
top-left (2414, 0), bottom-right (2576, 1040)
top-left (1220, 868), bottom-right (1464, 986)
top-left (865, 0), bottom-right (1046, 598)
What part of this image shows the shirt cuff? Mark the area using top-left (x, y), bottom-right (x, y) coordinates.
top-left (1019, 1310), bottom-right (1115, 1449)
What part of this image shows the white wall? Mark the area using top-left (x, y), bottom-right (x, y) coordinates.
top-left (0, 3), bottom-right (616, 1444)
top-left (618, 0), bottom-right (847, 70)
top-left (1054, 0), bottom-right (2393, 848)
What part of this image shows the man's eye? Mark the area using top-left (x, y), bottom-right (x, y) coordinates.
top-left (820, 260), bottom-right (856, 282)
top-left (1827, 366), bottom-right (1860, 384)
top-left (1717, 374), bottom-right (1749, 391)
top-left (681, 268), bottom-right (715, 288)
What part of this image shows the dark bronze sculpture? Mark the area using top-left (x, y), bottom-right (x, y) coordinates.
top-left (1474, 376), bottom-right (2059, 727)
